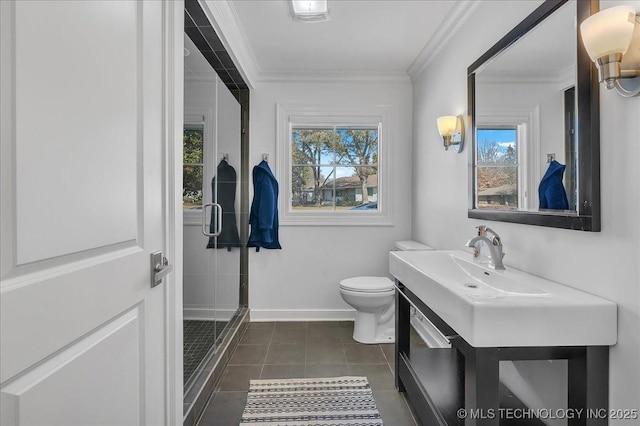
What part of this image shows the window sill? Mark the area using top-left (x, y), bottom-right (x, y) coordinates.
top-left (280, 211), bottom-right (393, 227)
top-left (184, 211), bottom-right (203, 226)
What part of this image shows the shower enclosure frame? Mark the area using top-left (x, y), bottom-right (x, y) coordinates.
top-left (182, 1), bottom-right (250, 424)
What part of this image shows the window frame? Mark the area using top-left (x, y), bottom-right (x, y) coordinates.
top-left (276, 104), bottom-right (392, 226)
top-left (476, 125), bottom-right (520, 210)
top-left (184, 108), bottom-right (215, 225)
top-left (475, 107), bottom-right (538, 211)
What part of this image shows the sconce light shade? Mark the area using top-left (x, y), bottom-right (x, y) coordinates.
top-left (581, 5), bottom-right (635, 61)
top-left (291, 0), bottom-right (329, 22)
top-left (437, 115), bottom-right (465, 153)
top-left (437, 116), bottom-right (458, 137)
top-left (580, 5), bottom-right (640, 97)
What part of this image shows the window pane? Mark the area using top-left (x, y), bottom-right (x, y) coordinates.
top-left (291, 166), bottom-right (334, 210)
top-left (334, 128), bottom-right (378, 166)
top-left (477, 166), bottom-right (518, 210)
top-left (183, 165), bottom-right (203, 209)
top-left (349, 166), bottom-right (378, 210)
top-left (477, 128), bottom-right (517, 166)
top-left (291, 128), bottom-right (336, 166)
top-left (282, 107), bottom-right (389, 224)
top-left (184, 127), bottom-right (204, 164)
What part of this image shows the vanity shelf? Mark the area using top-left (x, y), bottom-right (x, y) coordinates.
top-left (395, 283), bottom-right (610, 426)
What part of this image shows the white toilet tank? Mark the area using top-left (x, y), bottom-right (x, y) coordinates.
top-left (394, 240), bottom-right (432, 251)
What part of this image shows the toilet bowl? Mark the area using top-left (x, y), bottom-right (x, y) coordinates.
top-left (339, 240), bottom-right (432, 344)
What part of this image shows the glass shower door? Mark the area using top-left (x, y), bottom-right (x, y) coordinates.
top-left (183, 34), bottom-right (242, 390)
top-left (211, 76), bottom-right (242, 344)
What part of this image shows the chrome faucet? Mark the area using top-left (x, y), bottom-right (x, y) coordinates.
top-left (465, 225), bottom-right (505, 270)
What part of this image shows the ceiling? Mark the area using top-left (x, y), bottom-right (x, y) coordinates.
top-left (223, 0), bottom-right (464, 81)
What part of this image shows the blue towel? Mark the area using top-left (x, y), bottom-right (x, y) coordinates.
top-left (248, 160), bottom-right (282, 251)
top-left (538, 160), bottom-right (569, 210)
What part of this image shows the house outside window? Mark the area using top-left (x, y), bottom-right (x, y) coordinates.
top-left (476, 127), bottom-right (519, 209)
top-left (277, 105), bottom-right (391, 226)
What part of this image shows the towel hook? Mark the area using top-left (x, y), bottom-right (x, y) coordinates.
top-left (262, 153), bottom-right (268, 162)
top-left (222, 153), bottom-right (229, 161)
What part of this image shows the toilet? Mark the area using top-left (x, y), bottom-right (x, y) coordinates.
top-left (339, 240), bottom-right (433, 344)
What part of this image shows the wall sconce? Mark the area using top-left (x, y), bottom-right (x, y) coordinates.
top-left (580, 5), bottom-right (640, 97)
top-left (437, 115), bottom-right (465, 153)
top-left (291, 0), bottom-right (329, 22)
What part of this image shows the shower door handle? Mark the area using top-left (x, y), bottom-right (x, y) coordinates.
top-left (202, 203), bottom-right (223, 237)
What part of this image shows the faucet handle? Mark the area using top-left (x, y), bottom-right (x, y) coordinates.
top-left (476, 225), bottom-right (486, 237)
top-left (484, 227), bottom-right (502, 244)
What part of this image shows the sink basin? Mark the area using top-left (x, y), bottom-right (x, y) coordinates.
top-left (389, 250), bottom-right (617, 347)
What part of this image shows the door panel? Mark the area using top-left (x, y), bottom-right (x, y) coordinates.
top-left (0, 1), bottom-right (176, 424)
top-left (14, 0), bottom-right (139, 264)
top-left (1, 308), bottom-right (142, 426)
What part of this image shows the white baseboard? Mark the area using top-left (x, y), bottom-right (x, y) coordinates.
top-left (249, 309), bottom-right (356, 322)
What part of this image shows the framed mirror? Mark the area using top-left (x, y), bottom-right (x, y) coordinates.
top-left (468, 0), bottom-right (600, 231)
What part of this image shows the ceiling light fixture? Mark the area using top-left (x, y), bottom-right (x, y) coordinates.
top-left (580, 5), bottom-right (640, 97)
top-left (291, 0), bottom-right (329, 22)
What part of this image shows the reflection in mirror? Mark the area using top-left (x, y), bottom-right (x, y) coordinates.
top-left (474, 0), bottom-right (575, 212)
top-left (468, 0), bottom-right (600, 231)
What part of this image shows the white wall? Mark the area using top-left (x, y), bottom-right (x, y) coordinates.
top-left (248, 80), bottom-right (413, 320)
top-left (412, 0), bottom-right (640, 423)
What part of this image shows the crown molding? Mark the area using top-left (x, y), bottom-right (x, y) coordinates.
top-left (407, 0), bottom-right (481, 81)
top-left (201, 0), bottom-right (478, 87)
top-left (257, 70), bottom-right (412, 84)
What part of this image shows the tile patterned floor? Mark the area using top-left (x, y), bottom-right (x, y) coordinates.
top-left (184, 320), bottom-right (228, 385)
top-left (197, 321), bottom-right (418, 426)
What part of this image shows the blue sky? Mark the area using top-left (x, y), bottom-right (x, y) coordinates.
top-left (477, 128), bottom-right (517, 151)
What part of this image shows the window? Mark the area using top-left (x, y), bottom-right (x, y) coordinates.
top-left (277, 105), bottom-right (391, 226)
top-left (476, 127), bottom-right (519, 210)
top-left (183, 123), bottom-right (205, 210)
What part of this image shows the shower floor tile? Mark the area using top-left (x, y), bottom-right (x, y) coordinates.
top-left (183, 319), bottom-right (228, 385)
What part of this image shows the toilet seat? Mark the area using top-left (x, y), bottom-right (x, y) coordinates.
top-left (339, 276), bottom-right (394, 293)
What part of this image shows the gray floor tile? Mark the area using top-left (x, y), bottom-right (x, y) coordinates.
top-left (305, 343), bottom-right (347, 364)
top-left (265, 343), bottom-right (306, 364)
top-left (199, 321), bottom-right (412, 426)
top-left (305, 364), bottom-right (350, 378)
top-left (307, 320), bottom-right (345, 328)
top-left (260, 364), bottom-right (306, 379)
top-left (336, 326), bottom-right (358, 343)
top-left (348, 363), bottom-right (396, 390)
top-left (307, 326), bottom-right (344, 343)
top-left (380, 343), bottom-right (396, 365)
top-left (240, 328), bottom-right (272, 345)
top-left (274, 321), bottom-right (307, 329)
top-left (272, 327), bottom-right (306, 344)
top-left (344, 343), bottom-right (387, 364)
top-left (197, 391), bottom-right (247, 426)
top-left (373, 390), bottom-right (418, 426)
top-left (247, 321), bottom-right (275, 329)
top-left (228, 344), bottom-right (268, 365)
top-left (216, 365), bottom-right (262, 391)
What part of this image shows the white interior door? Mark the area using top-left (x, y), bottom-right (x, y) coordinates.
top-left (0, 1), bottom-right (181, 425)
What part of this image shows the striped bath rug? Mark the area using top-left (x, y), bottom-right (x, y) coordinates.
top-left (240, 376), bottom-right (384, 425)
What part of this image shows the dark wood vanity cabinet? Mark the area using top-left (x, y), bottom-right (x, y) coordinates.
top-left (395, 282), bottom-right (610, 426)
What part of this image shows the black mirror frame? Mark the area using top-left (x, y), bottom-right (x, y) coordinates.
top-left (467, 0), bottom-right (601, 231)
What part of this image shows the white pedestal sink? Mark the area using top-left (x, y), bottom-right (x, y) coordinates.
top-left (389, 250), bottom-right (617, 347)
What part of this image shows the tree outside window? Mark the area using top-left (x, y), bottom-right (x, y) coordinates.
top-left (291, 125), bottom-right (378, 211)
top-left (183, 125), bottom-right (204, 209)
top-left (476, 128), bottom-right (518, 210)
